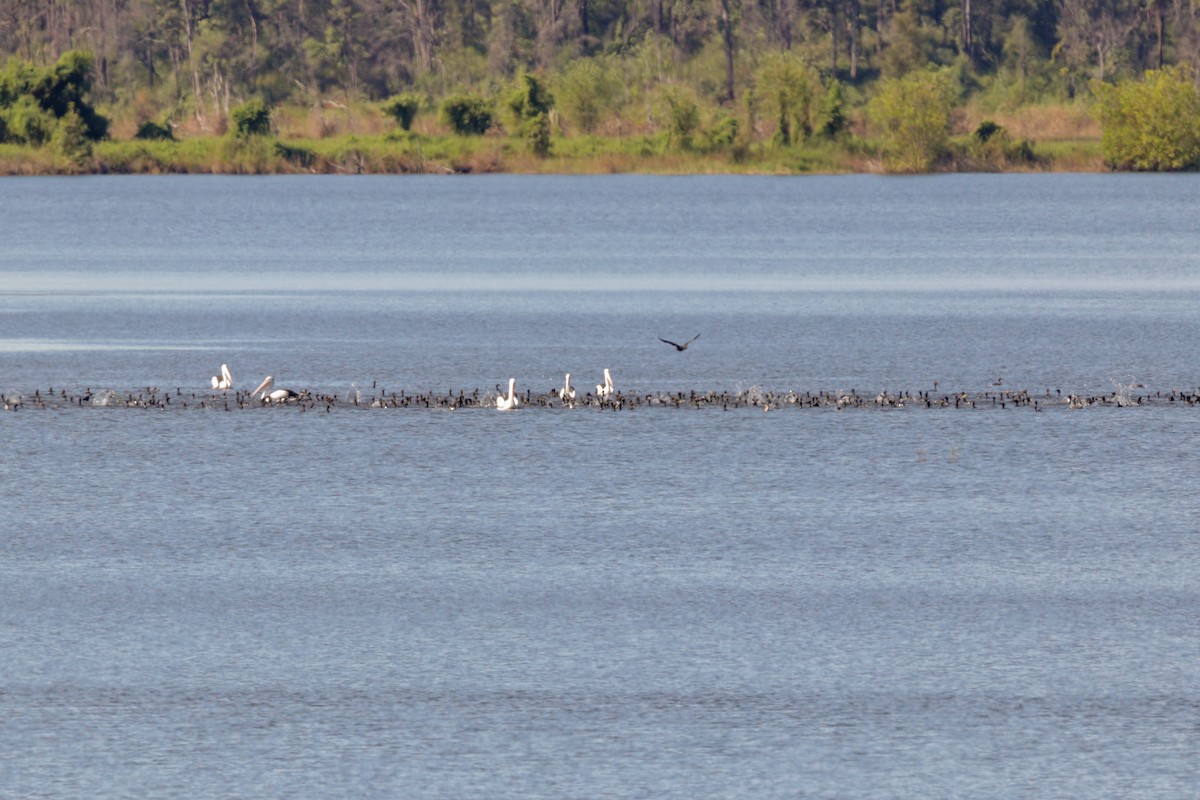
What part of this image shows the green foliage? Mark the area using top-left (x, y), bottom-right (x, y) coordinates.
top-left (869, 69), bottom-right (958, 172)
top-left (274, 141), bottom-right (318, 169)
top-left (964, 120), bottom-right (1039, 167)
top-left (44, 51), bottom-right (109, 140)
top-left (702, 114), bottom-right (740, 151)
top-left (526, 112), bottom-right (552, 157)
top-left (658, 85), bottom-right (702, 150)
top-left (381, 93), bottom-right (422, 130)
top-left (507, 73), bottom-right (554, 122)
top-left (978, 17), bottom-right (1055, 109)
top-left (230, 99), bottom-right (273, 138)
top-left (1, 95), bottom-right (54, 144)
top-left (880, 3), bottom-right (948, 78)
top-left (135, 121), bottom-right (175, 141)
top-left (0, 50), bottom-right (107, 145)
top-left (975, 120), bottom-right (1002, 143)
top-left (755, 54), bottom-right (821, 146)
top-left (0, 0), bottom-right (1195, 173)
top-left (555, 59), bottom-right (622, 134)
top-left (220, 134), bottom-right (276, 172)
top-left (507, 73), bottom-right (555, 155)
top-left (0, 59), bottom-right (37, 107)
top-left (50, 104), bottom-right (93, 165)
top-left (1096, 67), bottom-right (1200, 171)
top-left (441, 94), bottom-right (493, 135)
top-left (819, 82), bottom-right (847, 139)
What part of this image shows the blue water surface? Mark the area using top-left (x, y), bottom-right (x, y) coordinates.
top-left (1, 174), bottom-right (1198, 799)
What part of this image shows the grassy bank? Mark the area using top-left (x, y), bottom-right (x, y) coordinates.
top-left (0, 97), bottom-right (1109, 176)
top-left (0, 131), bottom-right (1105, 176)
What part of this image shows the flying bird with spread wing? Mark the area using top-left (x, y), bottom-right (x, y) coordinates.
top-left (658, 334), bottom-right (700, 351)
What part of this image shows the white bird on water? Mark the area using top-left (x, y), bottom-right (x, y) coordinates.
top-left (211, 364), bottom-right (233, 391)
top-left (252, 375), bottom-right (299, 404)
top-left (559, 373), bottom-right (576, 406)
top-left (596, 368), bottom-right (614, 401)
top-left (496, 377), bottom-right (520, 410)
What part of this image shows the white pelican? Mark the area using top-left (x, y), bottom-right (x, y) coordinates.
top-left (596, 368), bottom-right (614, 401)
top-left (658, 333), bottom-right (700, 351)
top-left (559, 373), bottom-right (576, 406)
top-left (211, 364), bottom-right (233, 390)
top-left (496, 377), bottom-right (520, 410)
top-left (252, 375), bottom-right (299, 404)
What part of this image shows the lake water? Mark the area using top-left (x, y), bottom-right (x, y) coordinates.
top-left (1, 174), bottom-right (1198, 799)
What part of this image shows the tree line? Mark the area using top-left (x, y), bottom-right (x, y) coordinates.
top-left (1, 0), bottom-right (1199, 171)
top-left (3, 0), bottom-right (1198, 120)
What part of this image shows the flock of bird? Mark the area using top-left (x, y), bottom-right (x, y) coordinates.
top-left (1, 335), bottom-right (1193, 413)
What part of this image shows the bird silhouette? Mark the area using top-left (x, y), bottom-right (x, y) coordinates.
top-left (659, 333), bottom-right (700, 351)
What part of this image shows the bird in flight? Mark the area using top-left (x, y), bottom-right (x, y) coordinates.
top-left (659, 334), bottom-right (700, 351)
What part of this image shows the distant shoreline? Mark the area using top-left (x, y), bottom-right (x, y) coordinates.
top-left (0, 133), bottom-right (1107, 177)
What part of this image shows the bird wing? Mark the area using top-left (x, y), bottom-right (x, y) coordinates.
top-left (659, 337), bottom-right (681, 348)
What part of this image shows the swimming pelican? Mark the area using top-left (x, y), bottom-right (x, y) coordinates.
top-left (496, 377), bottom-right (520, 410)
top-left (596, 368), bottom-right (614, 401)
top-left (252, 375), bottom-right (299, 404)
top-left (659, 333), bottom-right (700, 351)
top-left (211, 364), bottom-right (233, 390)
top-left (559, 373), bottom-right (576, 406)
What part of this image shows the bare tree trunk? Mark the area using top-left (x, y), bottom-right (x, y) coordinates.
top-left (719, 0), bottom-right (735, 102)
top-left (962, 0), bottom-right (972, 61)
top-left (46, 0), bottom-right (58, 57)
top-left (245, 0), bottom-right (258, 73)
top-left (146, 44), bottom-right (156, 87)
top-left (830, 0), bottom-right (839, 74)
top-left (848, 0), bottom-right (859, 78)
top-left (778, 0), bottom-right (793, 50)
top-left (414, 0), bottom-right (434, 70)
top-left (180, 0), bottom-right (207, 129)
top-left (1154, 0), bottom-right (1165, 68)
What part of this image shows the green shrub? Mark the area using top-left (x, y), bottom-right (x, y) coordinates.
top-left (47, 50), bottom-right (108, 140)
top-left (2, 95), bottom-right (55, 144)
top-left (0, 51), bottom-right (108, 143)
top-left (230, 98), bottom-right (273, 138)
top-left (50, 103), bottom-right (92, 164)
top-left (135, 120), bottom-right (175, 141)
top-left (441, 94), bottom-right (493, 135)
top-left (526, 112), bottom-right (552, 157)
top-left (1096, 67), bottom-right (1200, 171)
top-left (963, 119), bottom-right (1039, 168)
top-left (975, 120), bottom-right (1003, 143)
top-left (819, 81), bottom-right (847, 139)
top-left (274, 140), bottom-right (317, 169)
top-left (659, 86), bottom-right (701, 150)
top-left (868, 69), bottom-right (958, 172)
top-left (220, 134), bottom-right (275, 171)
top-left (381, 93), bottom-right (421, 130)
top-left (702, 114), bottom-right (740, 150)
top-left (507, 73), bottom-right (554, 122)
top-left (507, 74), bottom-right (554, 155)
top-left (555, 58), bottom-right (622, 134)
top-left (755, 54), bottom-right (821, 146)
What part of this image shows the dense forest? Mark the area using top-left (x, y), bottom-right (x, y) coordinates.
top-left (1, 0), bottom-right (1199, 171)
